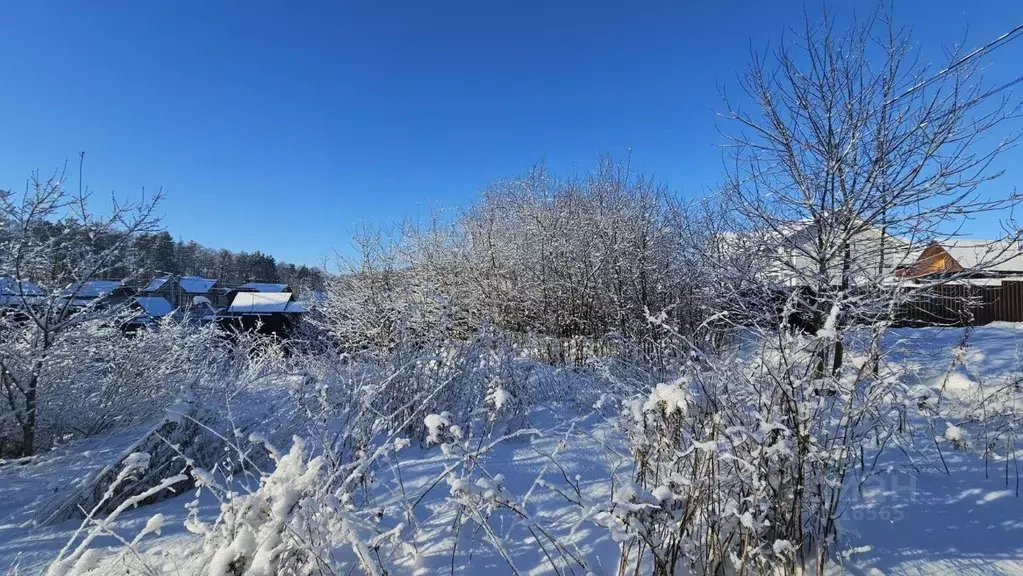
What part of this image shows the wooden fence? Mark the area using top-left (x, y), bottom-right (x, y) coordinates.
top-left (897, 281), bottom-right (1023, 326)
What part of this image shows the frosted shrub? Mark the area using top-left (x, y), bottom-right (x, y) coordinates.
top-left (189, 436), bottom-right (357, 576)
top-left (2, 318), bottom-right (229, 456)
top-left (591, 321), bottom-right (910, 576)
top-left (351, 327), bottom-right (600, 442)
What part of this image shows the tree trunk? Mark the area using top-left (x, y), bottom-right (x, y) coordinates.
top-left (21, 376), bottom-right (37, 457)
top-left (832, 242), bottom-right (852, 374)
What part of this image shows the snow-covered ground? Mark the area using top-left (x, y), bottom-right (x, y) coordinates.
top-left (833, 324), bottom-right (1023, 575)
top-left (2, 324), bottom-right (1022, 575)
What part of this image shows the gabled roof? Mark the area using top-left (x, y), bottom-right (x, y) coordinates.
top-left (180, 276), bottom-right (217, 294)
top-left (228, 292), bottom-right (303, 314)
top-left (135, 296), bottom-right (173, 318)
top-left (237, 282), bottom-right (290, 293)
top-left (60, 279), bottom-right (125, 298)
top-left (142, 275), bottom-right (173, 292)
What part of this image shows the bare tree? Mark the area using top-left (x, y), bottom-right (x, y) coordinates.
top-left (719, 7), bottom-right (1021, 369)
top-left (681, 8), bottom-right (1023, 572)
top-left (0, 159), bottom-right (161, 456)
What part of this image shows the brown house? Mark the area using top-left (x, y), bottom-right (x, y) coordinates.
top-left (898, 240), bottom-right (1023, 279)
top-left (896, 239), bottom-right (1023, 326)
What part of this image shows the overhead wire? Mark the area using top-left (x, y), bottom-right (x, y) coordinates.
top-left (888, 22), bottom-right (1023, 105)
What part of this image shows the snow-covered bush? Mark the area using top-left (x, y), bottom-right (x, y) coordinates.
top-left (1, 317), bottom-right (219, 456)
top-left (186, 435), bottom-right (386, 576)
top-left (545, 315), bottom-right (914, 576)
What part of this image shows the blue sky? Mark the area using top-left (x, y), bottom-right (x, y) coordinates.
top-left (2, 1), bottom-right (1022, 266)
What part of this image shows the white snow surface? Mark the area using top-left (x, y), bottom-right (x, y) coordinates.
top-left (2, 324), bottom-right (1023, 575)
top-left (135, 296), bottom-right (173, 318)
top-left (236, 282), bottom-right (290, 293)
top-left (59, 280), bottom-right (123, 298)
top-left (228, 292), bottom-right (299, 314)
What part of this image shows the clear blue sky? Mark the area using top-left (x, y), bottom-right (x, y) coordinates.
top-left (2, 1), bottom-right (1022, 266)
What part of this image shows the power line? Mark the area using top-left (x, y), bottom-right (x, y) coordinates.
top-left (973, 73), bottom-right (1023, 104)
top-left (889, 22), bottom-right (1023, 105)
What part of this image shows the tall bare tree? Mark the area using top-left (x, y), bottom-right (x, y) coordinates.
top-left (718, 7), bottom-right (1021, 370)
top-left (694, 8), bottom-right (1023, 572)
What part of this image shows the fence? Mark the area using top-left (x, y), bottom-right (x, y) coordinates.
top-left (897, 281), bottom-right (1023, 326)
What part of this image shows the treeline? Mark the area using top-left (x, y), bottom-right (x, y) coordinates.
top-left (130, 231), bottom-right (325, 290)
top-left (0, 216), bottom-right (324, 290)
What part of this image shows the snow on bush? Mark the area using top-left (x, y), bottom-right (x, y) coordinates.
top-left (194, 436), bottom-right (338, 576)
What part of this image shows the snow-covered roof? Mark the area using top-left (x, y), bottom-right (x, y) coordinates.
top-left (142, 276), bottom-right (172, 292)
top-left (180, 276), bottom-right (217, 294)
top-left (135, 296), bottom-right (173, 318)
top-left (946, 276), bottom-right (1023, 286)
top-left (237, 282), bottom-right (290, 293)
top-left (229, 292), bottom-right (304, 314)
top-left (0, 277), bottom-right (45, 296)
top-left (60, 279), bottom-right (124, 298)
top-left (943, 240), bottom-right (1023, 273)
top-left (0, 278), bottom-right (45, 306)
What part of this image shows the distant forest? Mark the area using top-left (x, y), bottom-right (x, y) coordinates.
top-left (131, 232), bottom-right (325, 290)
top-left (2, 215), bottom-right (325, 291)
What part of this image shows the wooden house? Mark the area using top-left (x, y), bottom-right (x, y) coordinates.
top-left (179, 276), bottom-right (218, 307)
top-left (139, 275), bottom-right (219, 308)
top-left (139, 275), bottom-right (179, 306)
top-left (898, 240), bottom-right (1023, 280)
top-left (59, 279), bottom-right (135, 309)
top-left (223, 282), bottom-right (292, 309)
top-left (895, 240), bottom-right (1023, 326)
top-left (219, 291), bottom-right (305, 336)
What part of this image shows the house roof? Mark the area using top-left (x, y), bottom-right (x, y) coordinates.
top-left (135, 296), bottom-right (173, 318)
top-left (180, 276), bottom-right (217, 293)
top-left (0, 277), bottom-right (45, 296)
top-left (60, 279), bottom-right (124, 298)
top-left (142, 276), bottom-right (172, 292)
top-left (237, 282), bottom-right (290, 293)
top-left (943, 240), bottom-right (1023, 273)
top-left (228, 292), bottom-right (303, 314)
top-left (0, 277), bottom-right (46, 306)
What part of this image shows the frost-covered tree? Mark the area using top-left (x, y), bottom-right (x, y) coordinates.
top-left (0, 162), bottom-right (161, 456)
top-left (651, 8), bottom-right (1023, 572)
top-left (321, 156), bottom-right (708, 361)
top-left (717, 7), bottom-right (1021, 371)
